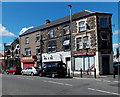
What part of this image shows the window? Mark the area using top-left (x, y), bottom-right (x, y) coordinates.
top-left (47, 40), bottom-right (56, 53)
top-left (101, 33), bottom-right (110, 49)
top-left (63, 37), bottom-right (70, 51)
top-left (83, 36), bottom-right (89, 49)
top-left (100, 18), bottom-right (108, 28)
top-left (63, 26), bottom-right (70, 35)
top-left (25, 37), bottom-right (29, 44)
top-left (25, 48), bottom-right (31, 56)
top-left (76, 38), bottom-right (82, 50)
top-left (101, 33), bottom-right (109, 40)
top-left (75, 56), bottom-right (94, 71)
top-left (36, 34), bottom-right (40, 42)
top-left (48, 30), bottom-right (54, 38)
top-left (36, 46), bottom-right (40, 55)
top-left (101, 40), bottom-right (110, 49)
top-left (79, 21), bottom-right (86, 32)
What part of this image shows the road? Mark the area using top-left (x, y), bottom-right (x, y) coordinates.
top-left (2, 74), bottom-right (120, 96)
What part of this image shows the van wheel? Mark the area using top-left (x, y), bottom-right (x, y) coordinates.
top-left (51, 74), bottom-right (55, 78)
top-left (7, 72), bottom-right (9, 74)
top-left (39, 73), bottom-right (42, 77)
top-left (21, 72), bottom-right (24, 76)
top-left (31, 72), bottom-right (34, 76)
top-left (12, 72), bottom-right (15, 75)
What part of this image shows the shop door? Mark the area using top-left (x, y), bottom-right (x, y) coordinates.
top-left (102, 55), bottom-right (109, 75)
top-left (75, 57), bottom-right (83, 70)
top-left (66, 57), bottom-right (71, 74)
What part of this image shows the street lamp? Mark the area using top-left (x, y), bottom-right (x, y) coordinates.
top-left (67, 4), bottom-right (73, 77)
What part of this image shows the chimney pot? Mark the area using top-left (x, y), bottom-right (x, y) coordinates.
top-left (46, 19), bottom-right (51, 24)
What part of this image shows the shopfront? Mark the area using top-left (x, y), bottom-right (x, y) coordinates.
top-left (20, 56), bottom-right (35, 69)
top-left (74, 52), bottom-right (96, 74)
top-left (42, 51), bottom-right (71, 75)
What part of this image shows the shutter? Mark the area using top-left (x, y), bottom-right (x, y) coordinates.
top-left (75, 57), bottom-right (83, 70)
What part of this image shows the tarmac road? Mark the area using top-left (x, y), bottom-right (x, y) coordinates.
top-left (1, 74), bottom-right (120, 96)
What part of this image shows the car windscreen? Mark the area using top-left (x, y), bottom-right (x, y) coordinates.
top-left (10, 67), bottom-right (15, 69)
top-left (34, 67), bottom-right (39, 69)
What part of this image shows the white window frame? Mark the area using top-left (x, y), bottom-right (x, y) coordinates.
top-left (47, 40), bottom-right (56, 53)
top-left (48, 30), bottom-right (54, 38)
top-left (63, 25), bottom-right (70, 35)
top-left (25, 37), bottom-right (29, 44)
top-left (77, 19), bottom-right (87, 33)
top-left (76, 37), bottom-right (83, 50)
top-left (25, 48), bottom-right (31, 56)
top-left (83, 36), bottom-right (89, 49)
top-left (36, 34), bottom-right (40, 42)
top-left (36, 46), bottom-right (40, 55)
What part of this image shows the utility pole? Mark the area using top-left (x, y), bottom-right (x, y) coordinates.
top-left (68, 4), bottom-right (73, 77)
top-left (40, 34), bottom-right (43, 69)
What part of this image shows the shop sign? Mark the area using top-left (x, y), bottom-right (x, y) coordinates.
top-left (42, 54), bottom-right (61, 62)
top-left (20, 57), bottom-right (34, 62)
top-left (73, 52), bottom-right (96, 56)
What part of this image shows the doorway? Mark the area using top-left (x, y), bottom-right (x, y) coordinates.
top-left (102, 55), bottom-right (110, 75)
top-left (66, 57), bottom-right (71, 75)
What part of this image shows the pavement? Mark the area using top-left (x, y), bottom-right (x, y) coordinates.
top-left (74, 74), bottom-right (120, 81)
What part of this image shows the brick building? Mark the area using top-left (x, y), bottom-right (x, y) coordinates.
top-left (19, 10), bottom-right (113, 75)
top-left (4, 38), bottom-right (21, 69)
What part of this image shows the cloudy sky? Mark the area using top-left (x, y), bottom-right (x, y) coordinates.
top-left (0, 2), bottom-right (119, 54)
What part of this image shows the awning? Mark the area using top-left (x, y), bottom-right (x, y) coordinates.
top-left (63, 40), bottom-right (70, 46)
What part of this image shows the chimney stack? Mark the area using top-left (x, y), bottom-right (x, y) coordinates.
top-left (46, 19), bottom-right (51, 24)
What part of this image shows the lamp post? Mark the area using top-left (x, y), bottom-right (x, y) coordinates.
top-left (68, 4), bottom-right (73, 77)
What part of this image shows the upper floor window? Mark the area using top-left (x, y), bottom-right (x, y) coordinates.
top-left (76, 37), bottom-right (82, 50)
top-left (63, 37), bottom-right (70, 51)
top-left (47, 40), bottom-right (56, 53)
top-left (48, 30), bottom-right (54, 38)
top-left (101, 41), bottom-right (109, 49)
top-left (63, 25), bottom-right (70, 35)
top-left (100, 18), bottom-right (108, 28)
top-left (36, 46), bottom-right (40, 55)
top-left (25, 48), bottom-right (31, 56)
top-left (25, 37), bottom-right (29, 44)
top-left (83, 36), bottom-right (89, 49)
top-left (101, 33), bottom-right (109, 40)
top-left (7, 50), bottom-right (11, 55)
top-left (36, 34), bottom-right (40, 42)
top-left (79, 21), bottom-right (86, 32)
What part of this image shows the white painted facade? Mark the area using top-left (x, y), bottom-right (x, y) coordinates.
top-left (42, 51), bottom-right (73, 76)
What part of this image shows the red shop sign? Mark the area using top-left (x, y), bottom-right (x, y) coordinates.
top-left (73, 52), bottom-right (96, 56)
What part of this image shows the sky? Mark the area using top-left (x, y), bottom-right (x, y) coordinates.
top-left (0, 2), bottom-right (119, 54)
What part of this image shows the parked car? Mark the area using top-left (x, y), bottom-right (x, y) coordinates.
top-left (21, 67), bottom-right (40, 76)
top-left (6, 67), bottom-right (22, 75)
top-left (39, 62), bottom-right (67, 78)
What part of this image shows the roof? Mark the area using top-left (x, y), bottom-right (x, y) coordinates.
top-left (20, 10), bottom-right (112, 37)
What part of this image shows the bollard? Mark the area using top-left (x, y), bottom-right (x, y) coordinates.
top-left (80, 68), bottom-right (82, 78)
top-left (113, 66), bottom-right (115, 78)
top-left (94, 68), bottom-right (96, 78)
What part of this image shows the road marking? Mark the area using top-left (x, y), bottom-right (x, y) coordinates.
top-left (102, 79), bottom-right (111, 83)
top-left (74, 77), bottom-right (93, 80)
top-left (43, 80), bottom-right (72, 87)
top-left (64, 83), bottom-right (73, 86)
top-left (26, 78), bottom-right (34, 80)
top-left (88, 88), bottom-right (120, 95)
top-left (95, 79), bottom-right (102, 81)
top-left (17, 77), bottom-right (25, 79)
top-left (43, 80), bottom-right (47, 82)
top-left (113, 81), bottom-right (119, 83)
